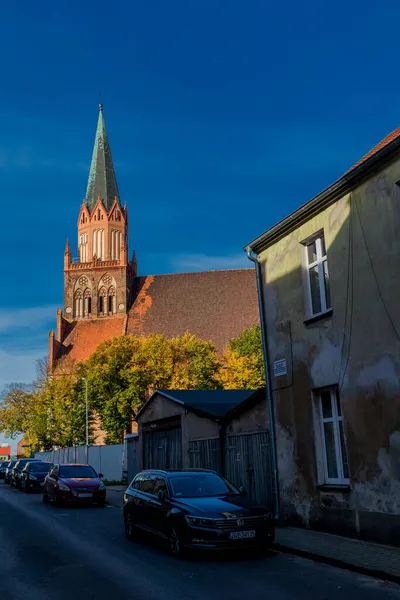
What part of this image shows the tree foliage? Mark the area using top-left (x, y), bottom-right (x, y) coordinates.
top-left (84, 333), bottom-right (220, 443)
top-left (218, 324), bottom-right (265, 389)
top-left (0, 359), bottom-right (93, 452)
top-left (0, 326), bottom-right (263, 450)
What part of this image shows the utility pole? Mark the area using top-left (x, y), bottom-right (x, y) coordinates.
top-left (82, 378), bottom-right (89, 463)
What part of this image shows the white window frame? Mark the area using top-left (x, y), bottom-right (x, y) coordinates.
top-left (319, 388), bottom-right (349, 485)
top-left (304, 232), bottom-right (331, 318)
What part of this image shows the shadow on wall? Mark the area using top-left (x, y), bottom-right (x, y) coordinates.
top-left (259, 169), bottom-right (400, 544)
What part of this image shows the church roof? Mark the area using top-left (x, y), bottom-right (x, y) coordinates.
top-left (59, 317), bottom-right (126, 364)
top-left (85, 104), bottom-right (120, 212)
top-left (55, 268), bottom-right (259, 366)
top-left (126, 268), bottom-right (259, 353)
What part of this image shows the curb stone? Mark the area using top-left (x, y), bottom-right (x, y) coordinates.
top-left (274, 543), bottom-right (400, 586)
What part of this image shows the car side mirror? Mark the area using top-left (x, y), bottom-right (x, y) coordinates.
top-left (239, 485), bottom-right (246, 495)
top-left (98, 473), bottom-right (104, 479)
top-left (158, 489), bottom-right (166, 501)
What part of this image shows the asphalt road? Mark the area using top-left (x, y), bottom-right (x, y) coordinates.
top-left (0, 483), bottom-right (399, 600)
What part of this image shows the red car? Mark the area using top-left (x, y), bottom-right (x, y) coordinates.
top-left (42, 463), bottom-right (106, 506)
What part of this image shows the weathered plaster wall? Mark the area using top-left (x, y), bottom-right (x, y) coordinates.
top-left (138, 395), bottom-right (220, 469)
top-left (226, 399), bottom-right (268, 435)
top-left (258, 159), bottom-right (400, 544)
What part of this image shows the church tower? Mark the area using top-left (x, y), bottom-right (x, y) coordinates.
top-left (63, 104), bottom-right (136, 322)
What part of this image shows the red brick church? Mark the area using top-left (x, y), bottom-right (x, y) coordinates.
top-left (48, 105), bottom-right (259, 372)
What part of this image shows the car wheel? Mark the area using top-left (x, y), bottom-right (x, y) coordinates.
top-left (124, 510), bottom-right (137, 541)
top-left (53, 493), bottom-right (63, 507)
top-left (97, 500), bottom-right (106, 507)
top-left (168, 527), bottom-right (185, 557)
top-left (42, 490), bottom-right (49, 503)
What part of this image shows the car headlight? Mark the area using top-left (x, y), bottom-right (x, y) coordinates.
top-left (98, 482), bottom-right (106, 491)
top-left (262, 512), bottom-right (273, 520)
top-left (184, 516), bottom-right (212, 527)
top-left (30, 475), bottom-right (38, 480)
top-left (57, 482), bottom-right (71, 492)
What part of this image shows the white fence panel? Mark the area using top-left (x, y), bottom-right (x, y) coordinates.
top-left (35, 444), bottom-right (123, 481)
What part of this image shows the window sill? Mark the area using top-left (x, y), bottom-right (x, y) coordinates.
top-left (317, 484), bottom-right (350, 492)
top-left (304, 309), bottom-right (333, 325)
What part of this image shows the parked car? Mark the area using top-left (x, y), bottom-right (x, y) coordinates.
top-left (43, 463), bottom-right (106, 506)
top-left (21, 461), bottom-right (53, 492)
top-left (4, 460), bottom-right (17, 484)
top-left (123, 469), bottom-right (275, 556)
top-left (11, 458), bottom-right (40, 489)
top-left (0, 461), bottom-right (9, 480)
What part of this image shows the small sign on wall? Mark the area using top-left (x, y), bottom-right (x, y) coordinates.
top-left (273, 359), bottom-right (287, 377)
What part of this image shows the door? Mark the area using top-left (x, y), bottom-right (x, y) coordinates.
top-left (143, 427), bottom-right (182, 470)
top-left (148, 476), bottom-right (171, 536)
top-left (127, 437), bottom-right (138, 483)
top-left (189, 438), bottom-right (221, 472)
top-left (134, 473), bottom-right (157, 529)
top-left (225, 432), bottom-right (272, 508)
top-left (46, 465), bottom-right (59, 499)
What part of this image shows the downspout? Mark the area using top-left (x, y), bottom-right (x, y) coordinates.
top-left (246, 246), bottom-right (280, 521)
top-left (219, 420), bottom-right (226, 477)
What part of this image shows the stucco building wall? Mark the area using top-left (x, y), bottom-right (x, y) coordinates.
top-left (258, 160), bottom-right (400, 545)
top-left (138, 395), bottom-right (220, 470)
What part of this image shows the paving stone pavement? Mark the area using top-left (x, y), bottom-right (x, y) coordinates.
top-left (276, 527), bottom-right (400, 583)
top-left (106, 487), bottom-right (400, 582)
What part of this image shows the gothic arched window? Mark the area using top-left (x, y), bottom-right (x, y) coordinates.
top-left (83, 288), bottom-right (92, 316)
top-left (74, 290), bottom-right (83, 318)
top-left (108, 286), bottom-right (116, 314)
top-left (99, 286), bottom-right (107, 315)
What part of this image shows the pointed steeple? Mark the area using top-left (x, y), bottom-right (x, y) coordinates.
top-left (85, 104), bottom-right (120, 212)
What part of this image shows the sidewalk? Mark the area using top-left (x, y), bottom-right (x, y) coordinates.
top-left (105, 487), bottom-right (400, 583)
top-left (276, 527), bottom-right (400, 584)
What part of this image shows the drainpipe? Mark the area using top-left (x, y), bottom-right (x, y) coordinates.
top-left (219, 421), bottom-right (226, 477)
top-left (246, 246), bottom-right (280, 521)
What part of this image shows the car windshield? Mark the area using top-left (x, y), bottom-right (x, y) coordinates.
top-left (59, 466), bottom-right (97, 479)
top-left (29, 462), bottom-right (52, 472)
top-left (169, 473), bottom-right (240, 498)
top-left (17, 460), bottom-right (34, 469)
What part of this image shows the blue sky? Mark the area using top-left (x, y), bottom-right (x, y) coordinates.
top-left (1, 0), bottom-right (400, 446)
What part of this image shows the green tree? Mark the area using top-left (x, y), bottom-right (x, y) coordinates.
top-left (83, 333), bottom-right (221, 443)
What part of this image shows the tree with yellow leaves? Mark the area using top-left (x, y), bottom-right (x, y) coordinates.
top-left (218, 324), bottom-right (264, 389)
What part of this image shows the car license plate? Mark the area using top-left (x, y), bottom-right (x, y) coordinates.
top-left (78, 493), bottom-right (92, 498)
top-left (229, 530), bottom-right (256, 540)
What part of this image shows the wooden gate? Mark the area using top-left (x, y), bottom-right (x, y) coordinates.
top-left (189, 431), bottom-right (272, 508)
top-left (143, 426), bottom-right (182, 471)
top-left (225, 431), bottom-right (272, 507)
top-left (189, 437), bottom-right (221, 472)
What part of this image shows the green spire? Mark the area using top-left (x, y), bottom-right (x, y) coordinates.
top-left (85, 104), bottom-right (119, 212)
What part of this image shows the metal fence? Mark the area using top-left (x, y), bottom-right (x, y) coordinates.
top-left (34, 443), bottom-right (124, 481)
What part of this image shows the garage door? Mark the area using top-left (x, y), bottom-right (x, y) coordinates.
top-left (143, 426), bottom-right (182, 470)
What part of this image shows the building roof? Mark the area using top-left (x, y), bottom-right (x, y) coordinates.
top-left (348, 127), bottom-right (400, 172)
top-left (85, 104), bottom-right (120, 212)
top-left (58, 317), bottom-right (126, 364)
top-left (54, 268), bottom-right (259, 367)
top-left (138, 388), bottom-right (264, 420)
top-left (126, 269), bottom-right (259, 353)
top-left (246, 126), bottom-right (400, 254)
